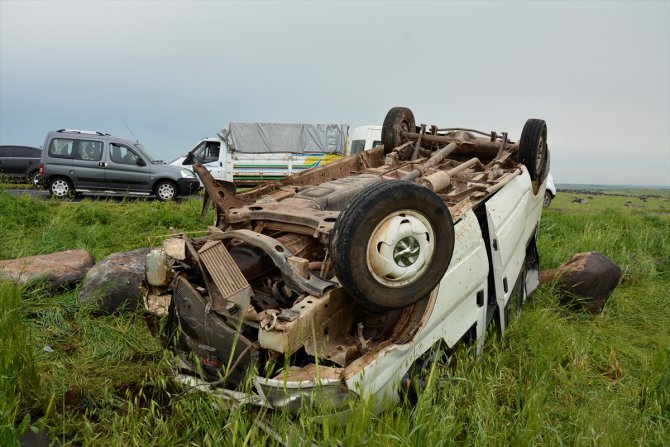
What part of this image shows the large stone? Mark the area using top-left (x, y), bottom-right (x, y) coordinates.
top-left (0, 249), bottom-right (94, 289)
top-left (540, 252), bottom-right (621, 314)
top-left (78, 247), bottom-right (152, 314)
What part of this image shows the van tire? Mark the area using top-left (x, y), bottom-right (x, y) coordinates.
top-left (155, 180), bottom-right (177, 201)
top-left (543, 191), bottom-right (552, 208)
top-left (382, 107), bottom-right (416, 155)
top-left (329, 181), bottom-right (454, 312)
top-left (49, 177), bottom-right (74, 199)
top-left (518, 119), bottom-right (548, 181)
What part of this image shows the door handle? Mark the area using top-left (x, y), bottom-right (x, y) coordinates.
top-left (99, 162), bottom-right (108, 168)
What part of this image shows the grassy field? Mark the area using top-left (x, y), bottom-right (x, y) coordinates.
top-left (1, 188), bottom-right (668, 446)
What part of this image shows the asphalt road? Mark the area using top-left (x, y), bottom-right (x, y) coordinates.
top-left (4, 188), bottom-right (49, 199)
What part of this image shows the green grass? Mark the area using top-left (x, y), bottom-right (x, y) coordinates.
top-left (1, 190), bottom-right (668, 445)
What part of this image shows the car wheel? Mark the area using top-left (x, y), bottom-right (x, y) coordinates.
top-left (31, 172), bottom-right (42, 189)
top-left (381, 107), bottom-right (416, 155)
top-left (49, 178), bottom-right (73, 199)
top-left (518, 119), bottom-right (548, 181)
top-left (543, 191), bottom-right (552, 208)
top-left (329, 181), bottom-right (455, 312)
top-left (155, 181), bottom-right (177, 201)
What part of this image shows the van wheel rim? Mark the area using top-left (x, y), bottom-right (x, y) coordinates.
top-left (366, 210), bottom-right (434, 288)
top-left (51, 180), bottom-right (69, 197)
top-left (158, 183), bottom-right (175, 200)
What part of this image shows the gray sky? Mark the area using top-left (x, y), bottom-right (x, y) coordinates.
top-left (1, 0), bottom-right (668, 186)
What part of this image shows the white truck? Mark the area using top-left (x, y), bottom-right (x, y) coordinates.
top-left (172, 123), bottom-right (381, 186)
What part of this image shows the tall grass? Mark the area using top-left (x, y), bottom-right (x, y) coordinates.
top-left (0, 190), bottom-right (668, 445)
top-left (0, 283), bottom-right (39, 447)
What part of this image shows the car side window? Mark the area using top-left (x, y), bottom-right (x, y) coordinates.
top-left (0, 147), bottom-right (16, 157)
top-left (49, 138), bottom-right (75, 158)
top-left (15, 147), bottom-right (40, 157)
top-left (75, 140), bottom-right (103, 161)
top-left (110, 143), bottom-right (140, 165)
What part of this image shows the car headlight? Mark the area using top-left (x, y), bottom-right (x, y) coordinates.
top-left (180, 169), bottom-right (195, 178)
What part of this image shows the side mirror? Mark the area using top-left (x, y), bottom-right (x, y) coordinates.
top-left (136, 157), bottom-right (146, 167)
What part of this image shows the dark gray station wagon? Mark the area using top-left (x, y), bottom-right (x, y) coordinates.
top-left (40, 130), bottom-right (200, 200)
top-left (0, 145), bottom-right (42, 185)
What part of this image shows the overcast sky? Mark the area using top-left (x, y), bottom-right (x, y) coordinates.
top-left (1, 0), bottom-right (668, 186)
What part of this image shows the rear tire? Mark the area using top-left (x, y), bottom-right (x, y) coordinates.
top-left (330, 181), bottom-right (455, 312)
top-left (155, 181), bottom-right (177, 201)
top-left (543, 191), bottom-right (552, 208)
top-left (49, 177), bottom-right (73, 199)
top-left (381, 107), bottom-right (416, 155)
top-left (518, 119), bottom-right (548, 181)
top-left (31, 172), bottom-right (43, 189)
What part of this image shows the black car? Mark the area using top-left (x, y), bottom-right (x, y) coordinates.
top-left (0, 145), bottom-right (42, 186)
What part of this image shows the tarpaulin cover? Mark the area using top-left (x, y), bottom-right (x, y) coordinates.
top-left (218, 123), bottom-right (349, 154)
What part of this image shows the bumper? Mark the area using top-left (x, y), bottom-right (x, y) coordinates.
top-left (177, 178), bottom-right (201, 196)
top-left (174, 371), bottom-right (358, 415)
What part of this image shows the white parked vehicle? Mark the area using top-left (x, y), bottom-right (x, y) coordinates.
top-left (544, 173), bottom-right (557, 207)
top-left (172, 125), bottom-right (382, 187)
top-left (349, 125), bottom-right (382, 154)
top-left (144, 107), bottom-right (550, 416)
top-left (172, 124), bottom-right (352, 187)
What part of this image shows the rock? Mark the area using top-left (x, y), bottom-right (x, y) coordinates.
top-left (0, 249), bottom-right (94, 289)
top-left (541, 252), bottom-right (621, 314)
top-left (78, 247), bottom-right (152, 314)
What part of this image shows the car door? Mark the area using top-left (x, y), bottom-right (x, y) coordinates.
top-left (71, 139), bottom-right (106, 190)
top-left (15, 147), bottom-right (42, 176)
top-left (105, 142), bottom-right (152, 193)
top-left (0, 146), bottom-right (21, 176)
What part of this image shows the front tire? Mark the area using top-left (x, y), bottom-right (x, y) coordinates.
top-left (330, 181), bottom-right (455, 312)
top-left (543, 191), bottom-right (553, 208)
top-left (49, 177), bottom-right (73, 199)
top-left (155, 181), bottom-right (177, 201)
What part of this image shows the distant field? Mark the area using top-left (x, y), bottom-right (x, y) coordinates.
top-left (551, 190), bottom-right (670, 215)
top-left (558, 184), bottom-right (670, 198)
top-left (1, 190), bottom-right (668, 446)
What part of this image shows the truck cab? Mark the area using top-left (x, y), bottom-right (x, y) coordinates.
top-left (173, 138), bottom-right (224, 180)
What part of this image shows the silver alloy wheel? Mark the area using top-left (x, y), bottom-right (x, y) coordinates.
top-left (366, 210), bottom-right (435, 288)
top-left (32, 173), bottom-right (42, 188)
top-left (156, 182), bottom-right (176, 201)
top-left (50, 179), bottom-right (71, 198)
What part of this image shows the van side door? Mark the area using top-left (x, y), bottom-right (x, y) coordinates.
top-left (106, 143), bottom-right (152, 193)
top-left (71, 139), bottom-right (106, 190)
